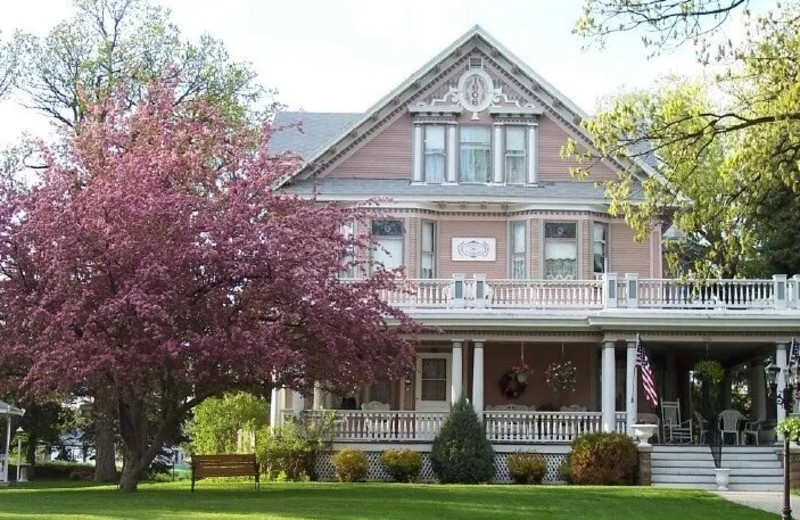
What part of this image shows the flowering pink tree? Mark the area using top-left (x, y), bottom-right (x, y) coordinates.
top-left (0, 83), bottom-right (416, 491)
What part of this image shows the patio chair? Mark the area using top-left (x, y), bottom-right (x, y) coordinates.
top-left (693, 411), bottom-right (709, 444)
top-left (661, 400), bottom-right (693, 444)
top-left (718, 409), bottom-right (748, 445)
top-left (636, 412), bottom-right (661, 444)
top-left (743, 413), bottom-right (765, 445)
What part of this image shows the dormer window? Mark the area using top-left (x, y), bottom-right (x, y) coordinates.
top-left (459, 126), bottom-right (491, 183)
top-left (424, 126), bottom-right (446, 183)
top-left (504, 126), bottom-right (527, 184)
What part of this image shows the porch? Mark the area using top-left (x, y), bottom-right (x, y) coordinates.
top-left (276, 336), bottom-right (785, 447)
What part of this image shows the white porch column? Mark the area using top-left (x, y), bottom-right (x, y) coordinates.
top-left (626, 340), bottom-right (638, 435)
top-left (527, 123), bottom-right (538, 184)
top-left (446, 125), bottom-right (457, 183)
top-left (777, 342), bottom-right (788, 435)
top-left (602, 341), bottom-right (617, 433)
top-left (492, 124), bottom-right (504, 184)
top-left (472, 340), bottom-right (485, 415)
top-left (269, 373), bottom-right (281, 429)
top-left (312, 382), bottom-right (324, 410)
top-left (412, 124), bottom-right (424, 182)
top-left (451, 340), bottom-right (464, 404)
top-left (291, 390), bottom-right (305, 417)
top-left (3, 417), bottom-right (11, 482)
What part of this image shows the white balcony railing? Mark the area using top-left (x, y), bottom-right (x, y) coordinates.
top-left (301, 410), bottom-right (447, 442)
top-left (366, 274), bottom-right (799, 312)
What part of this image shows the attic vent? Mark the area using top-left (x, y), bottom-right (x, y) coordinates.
top-left (468, 56), bottom-right (483, 69)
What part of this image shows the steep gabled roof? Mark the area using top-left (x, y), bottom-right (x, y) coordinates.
top-left (275, 25), bottom-right (657, 188)
top-left (269, 112), bottom-right (361, 160)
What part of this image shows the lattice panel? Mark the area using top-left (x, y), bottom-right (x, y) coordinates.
top-left (315, 450), bottom-right (566, 483)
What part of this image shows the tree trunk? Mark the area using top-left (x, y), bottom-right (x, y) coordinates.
top-left (25, 436), bottom-right (37, 465)
top-left (93, 395), bottom-right (118, 482)
top-left (118, 459), bottom-right (147, 492)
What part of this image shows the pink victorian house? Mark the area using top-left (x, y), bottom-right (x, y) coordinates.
top-left (268, 27), bottom-right (794, 489)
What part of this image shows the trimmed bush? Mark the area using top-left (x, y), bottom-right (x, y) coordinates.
top-left (430, 395), bottom-right (495, 484)
top-left (568, 432), bottom-right (637, 485)
top-left (331, 449), bottom-right (368, 482)
top-left (557, 455), bottom-right (573, 484)
top-left (255, 414), bottom-right (335, 481)
top-left (379, 449), bottom-right (422, 482)
top-left (507, 452), bottom-right (547, 484)
top-left (29, 462), bottom-right (96, 481)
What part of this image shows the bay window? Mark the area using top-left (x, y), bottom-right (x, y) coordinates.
top-left (372, 219), bottom-right (404, 271)
top-left (420, 221), bottom-right (436, 278)
top-left (459, 126), bottom-right (491, 183)
top-left (544, 222), bottom-right (578, 280)
top-left (424, 126), bottom-right (446, 183)
top-left (510, 221), bottom-right (527, 279)
top-left (504, 126), bottom-right (527, 184)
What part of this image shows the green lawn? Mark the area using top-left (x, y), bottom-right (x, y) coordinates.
top-left (0, 481), bottom-right (773, 520)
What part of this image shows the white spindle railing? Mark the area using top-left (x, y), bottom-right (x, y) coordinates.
top-left (380, 280), bottom-right (451, 308)
top-left (303, 410), bottom-right (447, 442)
top-left (484, 411), bottom-right (605, 443)
top-left (615, 412), bottom-right (628, 434)
top-left (354, 275), bottom-right (794, 312)
top-left (637, 278), bottom-right (774, 310)
top-left (488, 279), bottom-right (604, 309)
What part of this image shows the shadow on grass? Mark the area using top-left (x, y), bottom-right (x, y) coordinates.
top-left (0, 482), bottom-right (776, 520)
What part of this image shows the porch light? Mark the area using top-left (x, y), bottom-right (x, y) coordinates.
top-left (765, 361), bottom-right (780, 392)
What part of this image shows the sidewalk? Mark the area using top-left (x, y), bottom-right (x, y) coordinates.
top-left (717, 491), bottom-right (798, 515)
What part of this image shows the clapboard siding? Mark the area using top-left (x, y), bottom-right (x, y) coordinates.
top-left (329, 114), bottom-right (413, 178)
top-left (538, 116), bottom-right (617, 182)
top-left (609, 222), bottom-right (651, 277)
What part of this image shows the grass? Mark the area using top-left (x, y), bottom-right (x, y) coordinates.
top-left (0, 480), bottom-right (774, 520)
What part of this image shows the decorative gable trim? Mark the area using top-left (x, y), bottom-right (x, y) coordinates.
top-left (276, 26), bottom-right (657, 189)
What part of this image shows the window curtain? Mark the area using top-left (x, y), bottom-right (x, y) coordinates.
top-left (459, 127), bottom-right (490, 183)
top-left (544, 241), bottom-right (577, 280)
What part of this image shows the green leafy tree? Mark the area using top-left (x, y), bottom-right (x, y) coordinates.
top-left (187, 392), bottom-right (268, 455)
top-left (14, 0), bottom-right (263, 129)
top-left (430, 395), bottom-right (494, 484)
top-left (568, 1), bottom-right (800, 277)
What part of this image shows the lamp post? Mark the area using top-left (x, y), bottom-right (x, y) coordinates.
top-left (766, 361), bottom-right (798, 520)
top-left (14, 427), bottom-right (22, 483)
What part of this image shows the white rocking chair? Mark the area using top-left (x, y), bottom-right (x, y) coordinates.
top-left (661, 400), bottom-right (693, 444)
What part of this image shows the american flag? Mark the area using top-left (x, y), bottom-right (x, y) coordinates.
top-left (790, 337), bottom-right (800, 367)
top-left (636, 335), bottom-right (659, 408)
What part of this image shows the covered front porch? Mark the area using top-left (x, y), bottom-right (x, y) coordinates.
top-left (275, 333), bottom-right (781, 445)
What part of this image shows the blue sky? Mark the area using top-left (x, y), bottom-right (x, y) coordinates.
top-left (0, 0), bottom-right (729, 145)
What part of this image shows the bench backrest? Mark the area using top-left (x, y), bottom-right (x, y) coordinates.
top-left (192, 454), bottom-right (257, 479)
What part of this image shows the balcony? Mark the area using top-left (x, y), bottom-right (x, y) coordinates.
top-left (374, 274), bottom-right (799, 312)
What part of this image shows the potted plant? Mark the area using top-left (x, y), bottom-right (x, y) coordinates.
top-left (511, 361), bottom-right (530, 384)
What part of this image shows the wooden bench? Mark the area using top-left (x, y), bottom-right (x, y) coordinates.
top-left (190, 454), bottom-right (260, 491)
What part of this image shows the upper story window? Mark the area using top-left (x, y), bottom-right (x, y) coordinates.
top-left (372, 219), bottom-right (404, 271)
top-left (505, 126), bottom-right (527, 184)
top-left (544, 222), bottom-right (577, 280)
top-left (593, 222), bottom-right (609, 277)
top-left (459, 126), bottom-right (491, 183)
top-left (424, 126), bottom-right (446, 183)
top-left (510, 221), bottom-right (527, 279)
top-left (340, 220), bottom-right (356, 279)
top-left (420, 221), bottom-right (436, 279)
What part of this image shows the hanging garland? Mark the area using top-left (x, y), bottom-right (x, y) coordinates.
top-left (499, 343), bottom-right (530, 399)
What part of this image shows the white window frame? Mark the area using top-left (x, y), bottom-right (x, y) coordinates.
top-left (420, 220), bottom-right (436, 279)
top-left (371, 219), bottom-right (405, 273)
top-left (543, 221), bottom-right (579, 280)
top-left (423, 125), bottom-right (446, 183)
top-left (592, 222), bottom-right (609, 279)
top-left (504, 126), bottom-right (527, 184)
top-left (415, 353), bottom-right (451, 411)
top-left (509, 220), bottom-right (528, 279)
top-left (458, 126), bottom-right (492, 183)
top-left (339, 219), bottom-right (357, 279)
